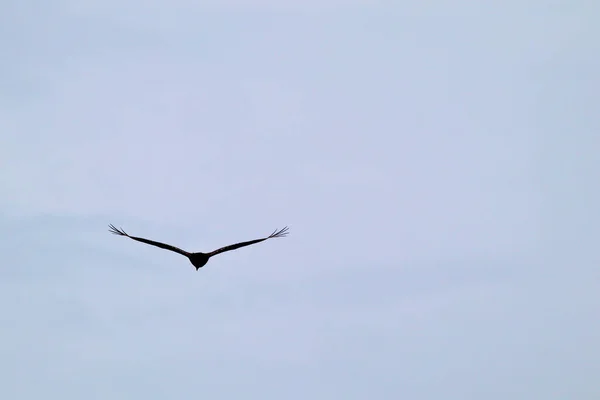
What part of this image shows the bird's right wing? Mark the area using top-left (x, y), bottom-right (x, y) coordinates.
top-left (108, 224), bottom-right (190, 257)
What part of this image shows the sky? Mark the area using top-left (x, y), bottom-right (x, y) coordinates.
top-left (1, 1), bottom-right (599, 399)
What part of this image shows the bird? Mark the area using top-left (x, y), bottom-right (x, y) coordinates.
top-left (108, 224), bottom-right (289, 270)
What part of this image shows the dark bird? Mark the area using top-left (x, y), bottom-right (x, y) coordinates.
top-left (108, 224), bottom-right (289, 270)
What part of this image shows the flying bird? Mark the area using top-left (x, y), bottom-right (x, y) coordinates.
top-left (108, 224), bottom-right (289, 270)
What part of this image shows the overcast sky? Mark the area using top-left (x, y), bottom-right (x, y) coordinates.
top-left (1, 1), bottom-right (599, 399)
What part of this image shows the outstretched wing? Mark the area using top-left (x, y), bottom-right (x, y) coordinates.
top-left (207, 226), bottom-right (289, 257)
top-left (108, 224), bottom-right (190, 257)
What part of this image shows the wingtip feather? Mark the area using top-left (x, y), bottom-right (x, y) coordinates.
top-left (108, 223), bottom-right (128, 236)
top-left (269, 226), bottom-right (289, 238)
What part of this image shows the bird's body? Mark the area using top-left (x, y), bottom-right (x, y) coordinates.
top-left (188, 252), bottom-right (210, 269)
top-left (108, 224), bottom-right (288, 270)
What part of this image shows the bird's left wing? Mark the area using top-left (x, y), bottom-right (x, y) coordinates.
top-left (207, 226), bottom-right (289, 257)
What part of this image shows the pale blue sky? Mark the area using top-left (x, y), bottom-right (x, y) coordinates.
top-left (1, 1), bottom-right (598, 399)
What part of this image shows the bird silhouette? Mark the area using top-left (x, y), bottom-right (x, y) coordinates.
top-left (108, 224), bottom-right (289, 270)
